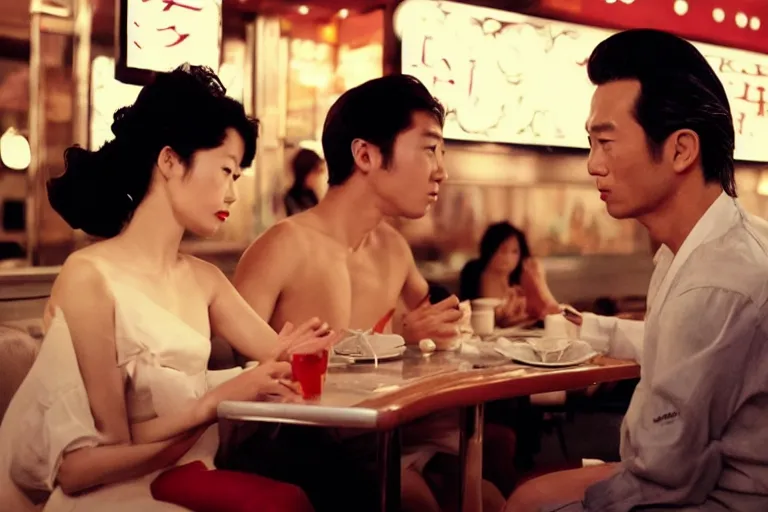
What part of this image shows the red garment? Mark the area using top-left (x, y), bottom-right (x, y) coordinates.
top-left (150, 461), bottom-right (315, 512)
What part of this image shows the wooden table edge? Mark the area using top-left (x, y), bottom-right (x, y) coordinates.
top-left (361, 357), bottom-right (639, 430)
top-left (217, 357), bottom-right (639, 432)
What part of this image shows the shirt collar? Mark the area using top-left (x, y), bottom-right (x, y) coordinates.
top-left (657, 192), bottom-right (738, 260)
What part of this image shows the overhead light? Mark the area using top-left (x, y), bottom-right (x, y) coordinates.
top-left (750, 16), bottom-right (761, 31)
top-left (605, 0), bottom-right (617, 4)
top-left (673, 0), bottom-right (688, 16)
top-left (712, 8), bottom-right (725, 23)
top-left (736, 12), bottom-right (748, 28)
top-left (338, 8), bottom-right (349, 19)
top-left (298, 5), bottom-right (309, 15)
top-left (0, 128), bottom-right (31, 171)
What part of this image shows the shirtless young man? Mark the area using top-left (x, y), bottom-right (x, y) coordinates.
top-left (236, 79), bottom-right (458, 343)
top-left (232, 75), bottom-right (508, 511)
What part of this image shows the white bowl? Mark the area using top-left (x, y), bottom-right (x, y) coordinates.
top-left (334, 330), bottom-right (405, 357)
top-left (526, 338), bottom-right (574, 363)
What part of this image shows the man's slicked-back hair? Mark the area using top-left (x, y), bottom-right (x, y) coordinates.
top-left (588, 29), bottom-right (736, 197)
top-left (322, 74), bottom-right (445, 186)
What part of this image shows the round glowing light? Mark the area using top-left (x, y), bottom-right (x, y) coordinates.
top-left (605, 0), bottom-right (617, 3)
top-left (673, 0), bottom-right (688, 16)
top-left (736, 12), bottom-right (748, 28)
top-left (338, 8), bottom-right (349, 19)
top-left (750, 16), bottom-right (761, 31)
top-left (712, 8), bottom-right (725, 23)
top-left (298, 5), bottom-right (309, 15)
top-left (0, 128), bottom-right (31, 171)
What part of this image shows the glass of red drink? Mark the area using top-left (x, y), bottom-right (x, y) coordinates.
top-left (290, 349), bottom-right (329, 399)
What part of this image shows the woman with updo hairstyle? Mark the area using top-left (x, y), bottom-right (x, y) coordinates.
top-left (0, 64), bottom-right (337, 512)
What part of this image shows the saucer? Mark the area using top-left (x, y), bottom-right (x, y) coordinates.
top-left (495, 338), bottom-right (598, 367)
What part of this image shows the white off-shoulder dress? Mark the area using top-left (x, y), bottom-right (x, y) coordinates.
top-left (0, 272), bottom-right (236, 511)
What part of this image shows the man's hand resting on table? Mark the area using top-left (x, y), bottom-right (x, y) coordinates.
top-left (402, 295), bottom-right (462, 348)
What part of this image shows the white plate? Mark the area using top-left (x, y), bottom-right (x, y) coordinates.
top-left (346, 346), bottom-right (406, 363)
top-left (487, 327), bottom-right (545, 340)
top-left (334, 332), bottom-right (405, 356)
top-left (328, 354), bottom-right (354, 368)
top-left (494, 339), bottom-right (598, 368)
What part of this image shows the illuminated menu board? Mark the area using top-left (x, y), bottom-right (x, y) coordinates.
top-left (118, 0), bottom-right (222, 84)
top-left (398, 0), bottom-right (768, 162)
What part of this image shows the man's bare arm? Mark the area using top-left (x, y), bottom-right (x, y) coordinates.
top-left (394, 232), bottom-right (462, 344)
top-left (401, 254), bottom-right (431, 310)
top-left (233, 221), bottom-right (303, 323)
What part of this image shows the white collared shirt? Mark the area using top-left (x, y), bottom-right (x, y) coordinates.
top-left (572, 193), bottom-right (768, 511)
top-left (580, 193), bottom-right (741, 363)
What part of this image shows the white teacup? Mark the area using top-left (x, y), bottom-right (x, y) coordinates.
top-left (471, 309), bottom-right (495, 337)
top-left (470, 298), bottom-right (502, 311)
top-left (544, 313), bottom-right (579, 339)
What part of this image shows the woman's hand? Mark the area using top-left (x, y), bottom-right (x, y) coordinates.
top-left (198, 361), bottom-right (301, 422)
top-left (495, 287), bottom-right (529, 327)
top-left (271, 317), bottom-right (339, 361)
top-left (521, 258), bottom-right (560, 319)
top-left (522, 258), bottom-right (545, 279)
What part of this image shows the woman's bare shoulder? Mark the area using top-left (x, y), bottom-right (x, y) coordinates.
top-left (55, 250), bottom-right (108, 289)
top-left (55, 240), bottom-right (121, 277)
top-left (48, 246), bottom-right (115, 313)
top-left (179, 253), bottom-right (227, 301)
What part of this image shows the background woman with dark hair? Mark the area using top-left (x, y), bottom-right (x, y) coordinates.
top-left (460, 222), bottom-right (565, 482)
top-left (460, 221), bottom-right (560, 327)
top-left (284, 148), bottom-right (326, 216)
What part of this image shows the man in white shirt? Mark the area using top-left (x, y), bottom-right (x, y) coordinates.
top-left (505, 29), bottom-right (768, 512)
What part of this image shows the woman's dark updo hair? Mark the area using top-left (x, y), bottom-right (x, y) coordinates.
top-left (48, 64), bottom-right (259, 238)
top-left (459, 221), bottom-right (531, 301)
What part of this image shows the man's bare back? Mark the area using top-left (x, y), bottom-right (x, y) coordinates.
top-left (235, 209), bottom-right (425, 335)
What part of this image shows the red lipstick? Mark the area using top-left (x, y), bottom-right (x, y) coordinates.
top-left (215, 211), bottom-right (229, 221)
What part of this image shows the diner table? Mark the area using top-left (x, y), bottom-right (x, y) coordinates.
top-left (218, 345), bottom-right (639, 512)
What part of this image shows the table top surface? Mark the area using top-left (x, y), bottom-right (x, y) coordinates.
top-left (218, 345), bottom-right (640, 430)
